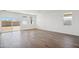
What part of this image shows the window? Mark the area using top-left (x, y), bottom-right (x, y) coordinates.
top-left (29, 16), bottom-right (36, 24)
top-left (22, 21), bottom-right (28, 25)
top-left (64, 12), bottom-right (72, 25)
top-left (0, 17), bottom-right (20, 32)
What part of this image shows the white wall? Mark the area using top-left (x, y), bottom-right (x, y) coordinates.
top-left (37, 10), bottom-right (79, 36)
top-left (0, 10), bottom-right (79, 36)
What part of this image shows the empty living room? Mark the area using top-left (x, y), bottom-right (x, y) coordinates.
top-left (0, 10), bottom-right (79, 48)
top-left (1, 0), bottom-right (79, 59)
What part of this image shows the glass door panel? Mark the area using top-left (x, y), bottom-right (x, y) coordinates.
top-left (0, 21), bottom-right (1, 32)
top-left (1, 20), bottom-right (13, 32)
top-left (0, 20), bottom-right (21, 32)
top-left (12, 21), bottom-right (20, 31)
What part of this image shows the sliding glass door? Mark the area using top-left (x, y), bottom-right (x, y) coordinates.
top-left (1, 20), bottom-right (13, 32)
top-left (11, 20), bottom-right (20, 31)
top-left (0, 15), bottom-right (36, 32)
top-left (0, 17), bottom-right (20, 32)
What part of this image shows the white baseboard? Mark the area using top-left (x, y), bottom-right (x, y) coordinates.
top-left (37, 28), bottom-right (79, 36)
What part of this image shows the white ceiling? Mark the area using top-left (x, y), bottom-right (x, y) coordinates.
top-left (0, 10), bottom-right (74, 15)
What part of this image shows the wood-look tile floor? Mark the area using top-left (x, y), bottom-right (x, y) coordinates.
top-left (0, 29), bottom-right (79, 48)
